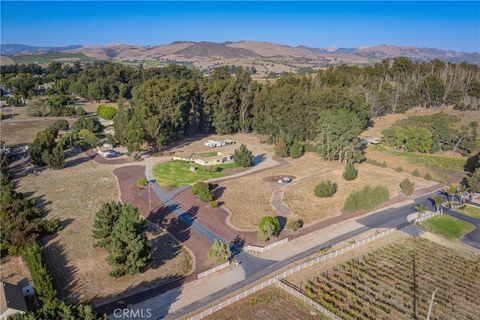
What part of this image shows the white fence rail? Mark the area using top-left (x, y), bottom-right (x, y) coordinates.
top-left (188, 227), bottom-right (396, 320)
top-left (276, 280), bottom-right (343, 320)
top-left (415, 210), bottom-right (442, 223)
top-left (197, 261), bottom-right (231, 279)
top-left (244, 238), bottom-right (289, 253)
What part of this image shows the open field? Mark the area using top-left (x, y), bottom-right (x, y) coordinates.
top-left (0, 255), bottom-right (31, 286)
top-left (419, 214), bottom-right (476, 239)
top-left (455, 204), bottom-right (480, 218)
top-left (16, 154), bottom-right (192, 303)
top-left (1, 118), bottom-right (64, 145)
top-left (218, 152), bottom-right (436, 229)
top-left (287, 237), bottom-right (480, 320)
top-left (362, 106), bottom-right (480, 138)
top-left (153, 160), bottom-right (238, 187)
top-left (11, 52), bottom-right (93, 64)
top-left (203, 287), bottom-right (326, 320)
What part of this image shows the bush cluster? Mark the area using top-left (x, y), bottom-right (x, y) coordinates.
top-left (343, 163), bottom-right (358, 181)
top-left (314, 180), bottom-right (337, 197)
top-left (400, 178), bottom-right (415, 196)
top-left (395, 166), bottom-right (403, 172)
top-left (286, 219), bottom-right (303, 233)
top-left (192, 181), bottom-right (215, 202)
top-left (259, 216), bottom-right (281, 242)
top-left (412, 169), bottom-right (420, 177)
top-left (366, 159), bottom-right (387, 167)
top-left (136, 177), bottom-right (148, 187)
top-left (97, 104), bottom-right (117, 120)
top-left (343, 185), bottom-right (390, 213)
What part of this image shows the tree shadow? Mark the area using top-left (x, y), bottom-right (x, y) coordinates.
top-left (276, 215), bottom-right (288, 233)
top-left (41, 240), bottom-right (80, 303)
top-left (252, 153), bottom-right (266, 166)
top-left (142, 225), bottom-right (184, 272)
top-left (464, 152), bottom-right (480, 173)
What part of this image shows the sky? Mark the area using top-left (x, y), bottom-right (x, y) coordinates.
top-left (1, 1), bottom-right (479, 52)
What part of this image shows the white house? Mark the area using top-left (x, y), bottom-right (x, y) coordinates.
top-left (203, 139), bottom-right (236, 148)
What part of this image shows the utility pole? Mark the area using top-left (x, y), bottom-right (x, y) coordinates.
top-left (147, 159), bottom-right (152, 214)
top-left (426, 288), bottom-right (438, 320)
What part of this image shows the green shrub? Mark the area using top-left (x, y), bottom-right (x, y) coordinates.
top-left (274, 137), bottom-right (290, 157)
top-left (192, 182), bottom-right (209, 195)
top-left (289, 143), bottom-right (304, 159)
top-left (395, 166), bottom-right (403, 172)
top-left (136, 178), bottom-right (148, 187)
top-left (22, 244), bottom-right (57, 304)
top-left (424, 173), bottom-right (433, 180)
top-left (97, 104), bottom-right (117, 120)
top-left (208, 239), bottom-right (231, 264)
top-left (400, 178), bottom-right (415, 196)
top-left (314, 180), bottom-right (337, 197)
top-left (42, 218), bottom-right (62, 234)
top-left (343, 185), bottom-right (390, 213)
top-left (209, 200), bottom-right (219, 208)
top-left (286, 219), bottom-right (303, 233)
top-left (343, 163), bottom-right (358, 181)
top-left (381, 161), bottom-right (388, 168)
top-left (76, 106), bottom-right (86, 117)
top-left (199, 189), bottom-right (214, 202)
top-left (233, 144), bottom-right (253, 167)
top-left (203, 165), bottom-right (218, 173)
top-left (259, 216), bottom-right (281, 242)
top-left (412, 169), bottom-right (420, 177)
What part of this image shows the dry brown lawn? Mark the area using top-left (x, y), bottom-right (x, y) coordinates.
top-left (219, 153), bottom-right (437, 229)
top-left (0, 255), bottom-right (32, 286)
top-left (16, 154), bottom-right (192, 304)
top-left (203, 286), bottom-right (326, 320)
top-left (1, 118), bottom-right (62, 145)
top-left (284, 162), bottom-right (435, 225)
top-left (361, 106), bottom-right (480, 138)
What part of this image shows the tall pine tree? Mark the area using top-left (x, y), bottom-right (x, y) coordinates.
top-left (106, 204), bottom-right (149, 277)
top-left (92, 202), bottom-right (122, 248)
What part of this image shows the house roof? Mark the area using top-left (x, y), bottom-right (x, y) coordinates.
top-left (0, 282), bottom-right (27, 314)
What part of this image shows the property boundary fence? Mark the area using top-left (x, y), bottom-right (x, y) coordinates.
top-left (188, 227), bottom-right (396, 320)
top-left (197, 261), bottom-right (231, 279)
top-left (276, 279), bottom-right (343, 320)
top-left (415, 210), bottom-right (442, 223)
top-left (244, 238), bottom-right (289, 253)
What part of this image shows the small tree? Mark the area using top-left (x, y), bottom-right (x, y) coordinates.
top-left (92, 202), bottom-right (123, 248)
top-left (314, 180), bottom-right (337, 197)
top-left (343, 163), bottom-right (358, 181)
top-left (274, 137), bottom-right (290, 157)
top-left (42, 143), bottom-right (65, 170)
top-left (106, 204), bottom-right (150, 277)
top-left (289, 143), bottom-right (304, 159)
top-left (192, 182), bottom-right (214, 202)
top-left (412, 169), bottom-right (420, 177)
top-left (97, 104), bottom-right (117, 120)
top-left (192, 182), bottom-right (209, 195)
top-left (76, 106), bottom-right (86, 117)
top-left (467, 168), bottom-right (480, 193)
top-left (233, 144), bottom-right (253, 167)
top-left (431, 195), bottom-right (445, 212)
top-left (446, 185), bottom-right (458, 204)
top-left (259, 216), bottom-right (281, 242)
top-left (399, 179), bottom-right (415, 196)
top-left (415, 204), bottom-right (428, 215)
top-left (208, 239), bottom-right (231, 264)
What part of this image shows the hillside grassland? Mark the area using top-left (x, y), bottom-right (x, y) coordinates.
top-left (12, 52), bottom-right (92, 64)
top-left (288, 237), bottom-right (480, 320)
top-left (17, 154), bottom-right (192, 303)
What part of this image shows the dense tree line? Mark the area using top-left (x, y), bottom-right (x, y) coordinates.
top-left (2, 58), bottom-right (479, 162)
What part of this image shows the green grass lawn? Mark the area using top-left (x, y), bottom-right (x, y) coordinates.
top-left (152, 160), bottom-right (238, 187)
top-left (419, 215), bottom-right (475, 239)
top-left (455, 205), bottom-right (480, 218)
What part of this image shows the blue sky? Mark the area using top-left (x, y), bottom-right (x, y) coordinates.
top-left (1, 1), bottom-right (479, 52)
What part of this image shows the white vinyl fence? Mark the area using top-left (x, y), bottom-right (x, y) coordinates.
top-left (244, 238), bottom-right (289, 253)
top-left (276, 280), bottom-right (343, 320)
top-left (197, 261), bottom-right (231, 279)
top-left (188, 227), bottom-right (396, 320)
top-left (415, 210), bottom-right (442, 223)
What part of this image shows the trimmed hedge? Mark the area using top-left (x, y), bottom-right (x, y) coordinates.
top-left (22, 244), bottom-right (57, 304)
top-left (343, 185), bottom-right (390, 213)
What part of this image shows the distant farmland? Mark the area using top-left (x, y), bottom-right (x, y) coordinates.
top-left (12, 52), bottom-right (93, 64)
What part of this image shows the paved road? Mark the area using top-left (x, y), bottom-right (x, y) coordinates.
top-left (445, 201), bottom-right (480, 249)
top-left (163, 191), bottom-right (439, 319)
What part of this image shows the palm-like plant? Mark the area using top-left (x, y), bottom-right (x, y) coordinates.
top-left (446, 185), bottom-right (458, 205)
top-left (431, 195), bottom-right (445, 212)
top-left (415, 204), bottom-right (428, 215)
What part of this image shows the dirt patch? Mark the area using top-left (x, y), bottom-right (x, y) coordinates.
top-left (262, 175), bottom-right (296, 183)
top-left (16, 155), bottom-right (191, 304)
top-left (203, 286), bottom-right (326, 320)
top-left (1, 118), bottom-right (71, 145)
top-left (85, 149), bottom-right (134, 165)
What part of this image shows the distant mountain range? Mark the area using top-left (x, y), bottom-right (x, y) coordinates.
top-left (1, 41), bottom-right (478, 75)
